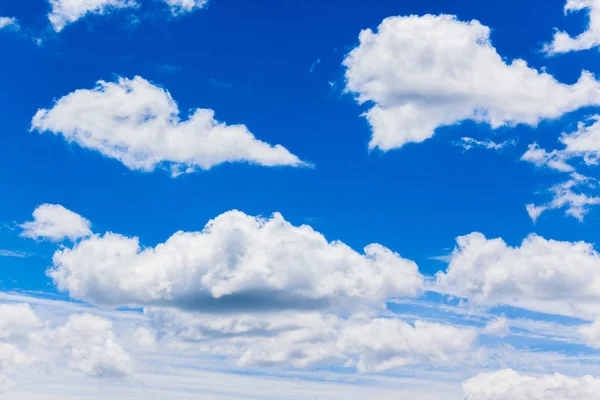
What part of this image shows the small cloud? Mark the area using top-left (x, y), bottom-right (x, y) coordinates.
top-left (0, 250), bottom-right (30, 258)
top-left (429, 254), bottom-right (452, 263)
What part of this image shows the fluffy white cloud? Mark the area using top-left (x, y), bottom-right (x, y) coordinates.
top-left (0, 303), bottom-right (132, 387)
top-left (49, 210), bottom-right (423, 310)
top-left (544, 0), bottom-right (600, 54)
top-left (20, 204), bottom-right (91, 242)
top-left (526, 173), bottom-right (600, 222)
top-left (0, 17), bottom-right (19, 30)
top-left (456, 137), bottom-right (515, 152)
top-left (462, 369), bottom-right (600, 400)
top-left (31, 77), bottom-right (306, 175)
top-left (343, 15), bottom-right (600, 150)
top-left (147, 308), bottom-right (477, 372)
top-left (163, 0), bottom-right (207, 15)
top-left (435, 232), bottom-right (600, 319)
top-left (48, 0), bottom-right (137, 32)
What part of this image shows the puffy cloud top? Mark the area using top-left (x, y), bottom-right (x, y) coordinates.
top-left (31, 77), bottom-right (307, 175)
top-left (463, 369), bottom-right (600, 400)
top-left (436, 232), bottom-right (600, 319)
top-left (343, 14), bottom-right (600, 150)
top-left (20, 204), bottom-right (92, 242)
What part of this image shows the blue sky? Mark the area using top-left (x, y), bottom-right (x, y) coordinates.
top-left (2, 0), bottom-right (600, 398)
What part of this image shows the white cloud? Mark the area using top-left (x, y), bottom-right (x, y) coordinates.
top-left (0, 250), bottom-right (29, 258)
top-left (435, 232), bottom-right (600, 319)
top-left (49, 210), bottom-right (423, 311)
top-left (0, 17), bottom-right (19, 30)
top-left (163, 0), bottom-right (208, 15)
top-left (482, 317), bottom-right (510, 337)
top-left (48, 0), bottom-right (138, 32)
top-left (343, 14), bottom-right (600, 150)
top-left (521, 143), bottom-right (574, 172)
top-left (31, 77), bottom-right (307, 175)
top-left (462, 369), bottom-right (600, 400)
top-left (579, 320), bottom-right (600, 348)
top-left (0, 303), bottom-right (132, 387)
top-left (456, 137), bottom-right (515, 152)
top-left (147, 308), bottom-right (477, 372)
top-left (526, 173), bottom-right (600, 222)
top-left (544, 0), bottom-right (600, 54)
top-left (20, 204), bottom-right (91, 242)
top-left (522, 117), bottom-right (600, 173)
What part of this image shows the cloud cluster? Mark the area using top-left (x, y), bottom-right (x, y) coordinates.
top-left (526, 173), bottom-right (600, 222)
top-left (544, 0), bottom-right (600, 54)
top-left (0, 303), bottom-right (132, 389)
top-left (147, 308), bottom-right (477, 373)
top-left (47, 0), bottom-right (207, 32)
top-left (435, 232), bottom-right (600, 319)
top-left (20, 204), bottom-right (91, 242)
top-left (32, 77), bottom-right (306, 175)
top-left (343, 14), bottom-right (600, 150)
top-left (48, 0), bottom-right (138, 32)
top-left (49, 210), bottom-right (423, 310)
top-left (462, 369), bottom-right (600, 400)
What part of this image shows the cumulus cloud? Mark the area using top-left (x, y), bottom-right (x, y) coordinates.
top-left (48, 0), bottom-right (138, 32)
top-left (544, 0), bottom-right (600, 54)
top-left (343, 14), bottom-right (600, 150)
top-left (49, 210), bottom-right (423, 311)
top-left (0, 17), bottom-right (19, 31)
top-left (31, 77), bottom-right (307, 175)
top-left (462, 369), bottom-right (600, 400)
top-left (147, 308), bottom-right (477, 372)
top-left (455, 137), bottom-right (515, 152)
top-left (435, 232), bottom-right (600, 319)
top-left (0, 303), bottom-right (132, 387)
top-left (526, 173), bottom-right (600, 222)
top-left (20, 204), bottom-right (91, 242)
top-left (163, 0), bottom-right (208, 15)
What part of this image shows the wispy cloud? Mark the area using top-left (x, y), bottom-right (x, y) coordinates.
top-left (0, 250), bottom-right (30, 258)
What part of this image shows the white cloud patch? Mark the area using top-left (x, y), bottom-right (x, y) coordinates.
top-left (522, 116), bottom-right (600, 173)
top-left (49, 210), bottom-right (423, 311)
top-left (31, 77), bottom-right (307, 175)
top-left (526, 172), bottom-right (600, 222)
top-left (462, 369), bottom-right (600, 400)
top-left (456, 137), bottom-right (515, 152)
top-left (435, 232), bottom-right (600, 319)
top-left (147, 308), bottom-right (477, 373)
top-left (0, 250), bottom-right (29, 258)
top-left (579, 319), bottom-right (600, 348)
top-left (0, 17), bottom-right (19, 30)
top-left (544, 0), bottom-right (600, 54)
top-left (162, 0), bottom-right (207, 15)
top-left (20, 204), bottom-right (91, 242)
top-left (48, 0), bottom-right (138, 32)
top-left (482, 317), bottom-right (510, 337)
top-left (0, 303), bottom-right (132, 388)
top-left (343, 14), bottom-right (600, 150)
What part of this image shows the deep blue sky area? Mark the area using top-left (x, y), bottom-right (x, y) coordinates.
top-left (0, 0), bottom-right (598, 291)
